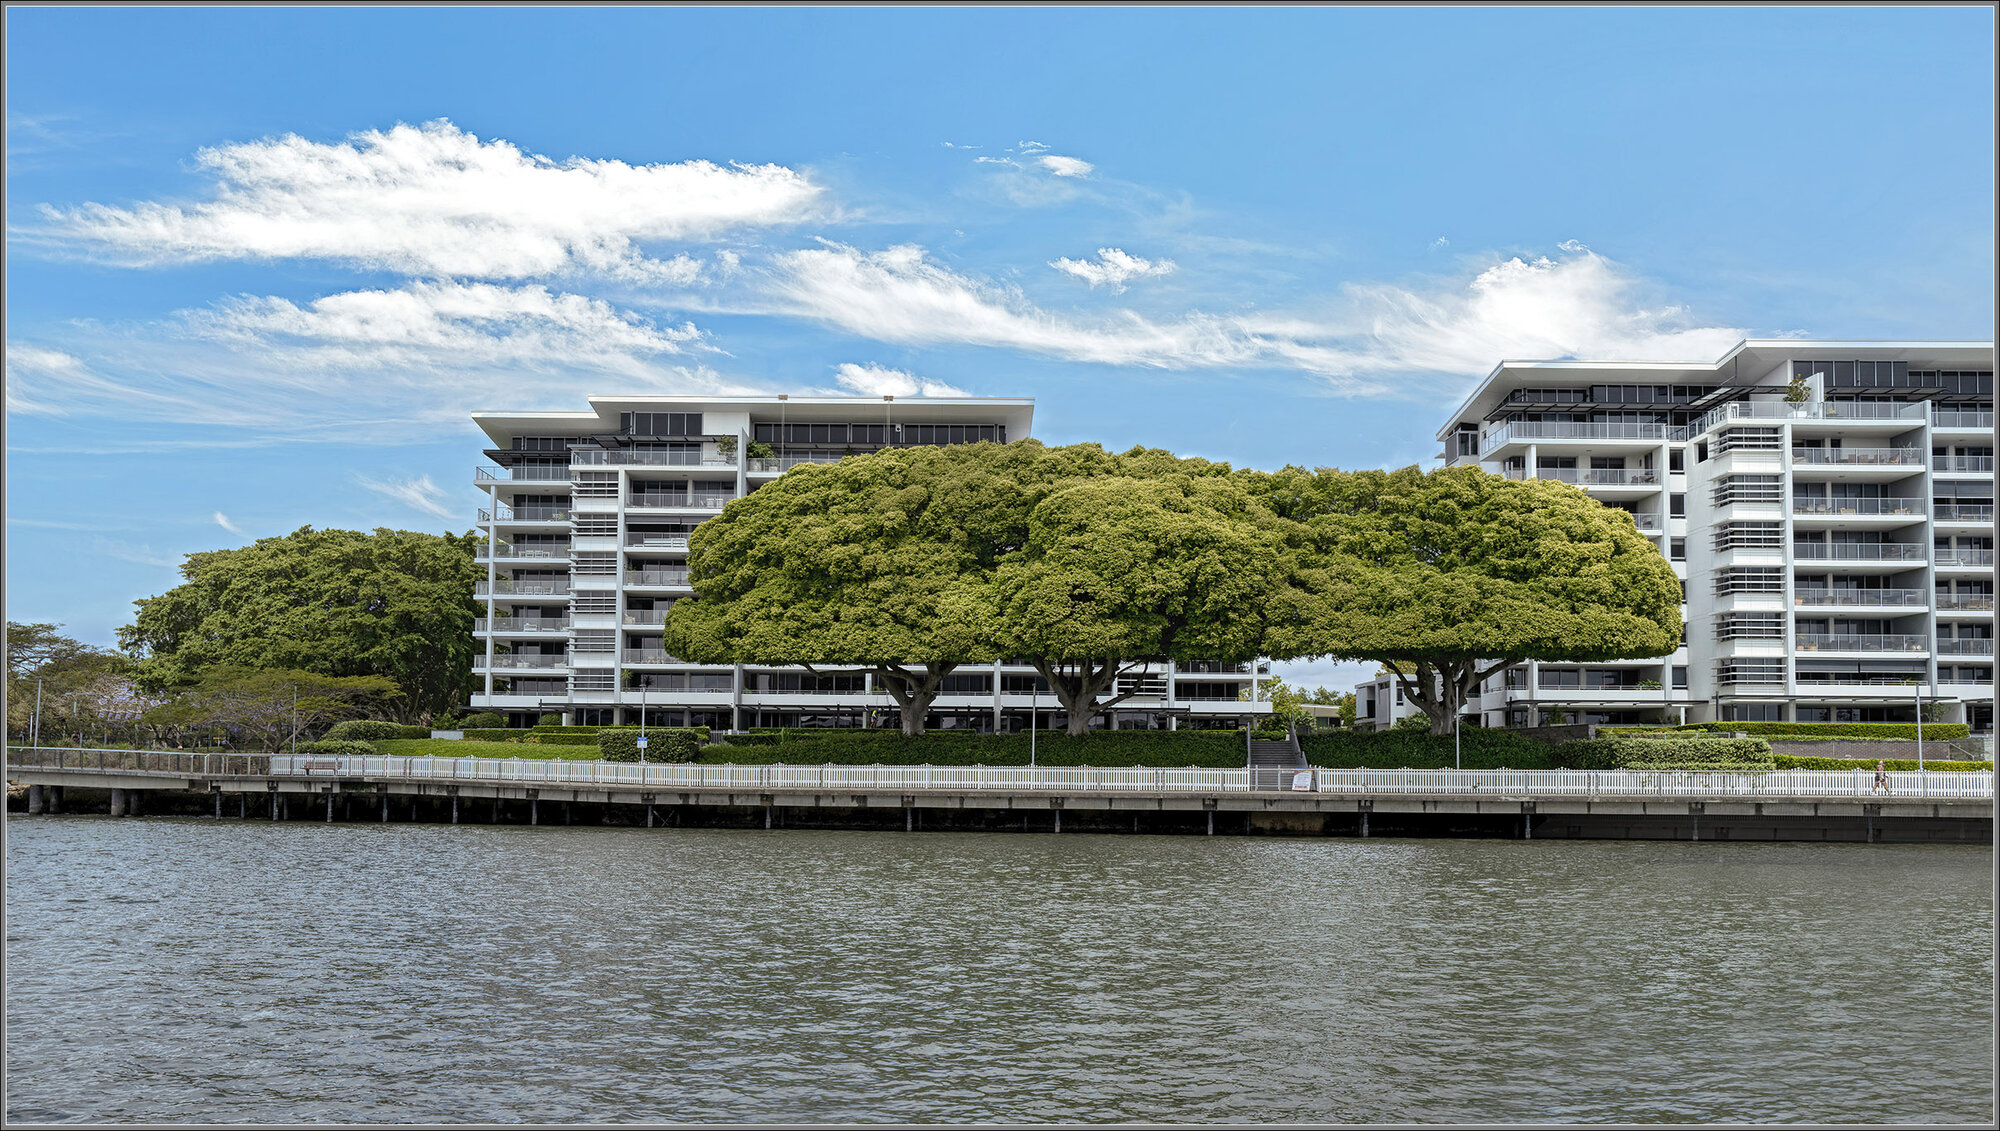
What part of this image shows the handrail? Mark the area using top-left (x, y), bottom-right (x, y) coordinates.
top-left (8, 748), bottom-right (1989, 801)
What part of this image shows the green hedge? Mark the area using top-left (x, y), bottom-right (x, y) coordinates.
top-left (599, 728), bottom-right (704, 763)
top-left (296, 739), bottom-right (379, 757)
top-left (1553, 736), bottom-right (1774, 772)
top-left (1771, 753), bottom-right (1993, 772)
top-left (375, 738), bottom-right (599, 760)
top-left (704, 729), bottom-right (1250, 768)
top-left (461, 712), bottom-right (507, 729)
top-left (1299, 728), bottom-right (1558, 770)
top-left (1601, 722), bottom-right (1970, 741)
top-left (321, 720), bottom-right (431, 742)
top-left (524, 732), bottom-right (601, 746)
top-left (460, 728), bottom-right (528, 743)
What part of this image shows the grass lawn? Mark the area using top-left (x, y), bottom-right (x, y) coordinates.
top-left (374, 738), bottom-right (600, 760)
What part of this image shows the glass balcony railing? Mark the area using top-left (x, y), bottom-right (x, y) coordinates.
top-left (1503, 468), bottom-right (1662, 485)
top-left (478, 654), bottom-right (570, 669)
top-left (1935, 504), bottom-right (1995, 523)
top-left (479, 507), bottom-right (570, 523)
top-left (1790, 542), bottom-right (1928, 561)
top-left (475, 465), bottom-right (572, 481)
top-left (624, 571), bottom-right (691, 587)
top-left (1791, 589), bottom-right (1928, 607)
top-left (474, 617), bottom-right (570, 633)
top-left (475, 545), bottom-right (570, 562)
top-left (623, 534), bottom-right (690, 550)
top-left (1936, 594), bottom-right (1996, 611)
top-left (1937, 455), bottom-right (1995, 473)
top-left (1938, 639), bottom-right (1996, 656)
top-left (1793, 634), bottom-right (1929, 653)
top-left (571, 449), bottom-right (736, 468)
top-left (1790, 447), bottom-right (1924, 466)
top-left (1937, 549), bottom-right (1997, 567)
top-left (474, 580), bottom-right (571, 596)
top-left (621, 610), bottom-right (670, 625)
top-left (1790, 499), bottom-right (1923, 516)
top-left (747, 453), bottom-right (850, 473)
top-left (628, 493), bottom-right (732, 509)
top-left (1935, 411), bottom-right (1995, 430)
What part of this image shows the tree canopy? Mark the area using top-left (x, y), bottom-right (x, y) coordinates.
top-left (1254, 464), bottom-right (1682, 733)
top-left (118, 526), bottom-right (479, 722)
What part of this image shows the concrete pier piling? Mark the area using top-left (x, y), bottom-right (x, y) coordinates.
top-left (27, 785), bottom-right (45, 815)
top-left (109, 789), bottom-right (126, 818)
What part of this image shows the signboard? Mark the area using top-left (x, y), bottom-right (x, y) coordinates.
top-left (636, 735), bottom-right (649, 749)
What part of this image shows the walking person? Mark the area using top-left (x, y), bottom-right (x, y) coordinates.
top-left (1871, 760), bottom-right (1891, 795)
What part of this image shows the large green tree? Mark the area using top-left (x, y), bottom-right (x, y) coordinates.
top-left (139, 666), bottom-right (401, 751)
top-left (1256, 465), bottom-right (1681, 734)
top-left (118, 527), bottom-right (479, 722)
top-left (662, 440), bottom-right (1124, 735)
top-left (993, 461), bottom-right (1287, 735)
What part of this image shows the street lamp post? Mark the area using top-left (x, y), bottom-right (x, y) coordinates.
top-left (1030, 682), bottom-right (1037, 768)
top-left (1915, 682), bottom-right (1925, 771)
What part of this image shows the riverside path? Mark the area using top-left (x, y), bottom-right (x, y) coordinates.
top-left (7, 747), bottom-right (1991, 842)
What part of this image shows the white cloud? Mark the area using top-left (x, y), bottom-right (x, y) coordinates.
top-left (212, 512), bottom-right (245, 536)
top-left (355, 474), bottom-right (458, 519)
top-left (761, 242), bottom-right (1747, 395)
top-left (1557, 239), bottom-right (1589, 253)
top-left (92, 538), bottom-right (179, 569)
top-left (1430, 236), bottom-right (1450, 250)
top-left (832, 362), bottom-right (970, 398)
top-left (34, 119), bottom-right (821, 281)
top-left (1036, 154), bottom-right (1094, 178)
top-left (7, 282), bottom-right (756, 434)
top-left (1048, 248), bottom-right (1176, 293)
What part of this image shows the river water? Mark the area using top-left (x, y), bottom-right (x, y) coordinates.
top-left (5, 818), bottom-right (1993, 1124)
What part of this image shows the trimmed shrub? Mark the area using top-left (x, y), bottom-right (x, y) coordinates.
top-left (537, 713), bottom-right (562, 727)
top-left (525, 732), bottom-right (601, 746)
top-left (460, 728), bottom-right (528, 743)
top-left (1771, 753), bottom-right (1993, 772)
top-left (1601, 721), bottom-right (1969, 742)
top-left (703, 729), bottom-right (1251, 768)
top-left (461, 712), bottom-right (508, 730)
top-left (599, 727), bottom-right (704, 763)
top-left (1553, 736), bottom-right (1774, 772)
top-left (1300, 728), bottom-right (1557, 770)
top-left (296, 740), bottom-right (378, 757)
top-left (322, 720), bottom-right (428, 742)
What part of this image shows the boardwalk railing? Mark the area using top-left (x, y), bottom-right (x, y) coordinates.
top-left (7, 748), bottom-right (1990, 800)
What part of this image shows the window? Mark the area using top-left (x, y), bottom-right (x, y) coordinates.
top-left (1670, 537), bottom-right (1686, 561)
top-left (1670, 493), bottom-right (1686, 518)
top-left (621, 412), bottom-right (702, 437)
top-left (1669, 449), bottom-right (1685, 473)
top-left (1672, 666), bottom-right (1688, 690)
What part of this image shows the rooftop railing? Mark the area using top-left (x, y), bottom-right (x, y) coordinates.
top-left (1690, 400), bottom-right (1930, 436)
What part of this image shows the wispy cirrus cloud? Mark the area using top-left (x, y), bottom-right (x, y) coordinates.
top-left (31, 119), bottom-right (822, 282)
top-left (1035, 154), bottom-right (1093, 178)
top-left (212, 512), bottom-right (246, 536)
top-left (92, 537), bottom-right (180, 569)
top-left (355, 474), bottom-right (458, 519)
top-left (1049, 248), bottom-right (1176, 293)
top-left (831, 362), bottom-right (969, 398)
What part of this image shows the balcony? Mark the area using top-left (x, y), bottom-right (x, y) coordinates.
top-left (628, 492), bottom-right (732, 510)
top-left (1503, 468), bottom-right (1661, 486)
top-left (1937, 549), bottom-right (1997, 568)
top-left (1693, 400), bottom-right (1930, 432)
top-left (1791, 542), bottom-right (1928, 562)
top-left (474, 545), bottom-right (570, 563)
top-left (478, 654), bottom-right (570, 670)
top-left (622, 649), bottom-right (687, 665)
top-left (1482, 421), bottom-right (1678, 448)
top-left (480, 506), bottom-right (570, 523)
top-left (1937, 455), bottom-right (1994, 474)
top-left (748, 453), bottom-right (849, 473)
top-left (1934, 504), bottom-right (1994, 523)
top-left (475, 465), bottom-right (572, 482)
top-left (623, 534), bottom-right (691, 551)
top-left (1790, 499), bottom-right (1922, 517)
top-left (1937, 594), bottom-right (1996, 612)
top-left (625, 570), bottom-right (691, 588)
top-left (1789, 447), bottom-right (1923, 467)
top-left (621, 610), bottom-right (670, 626)
top-left (1791, 589), bottom-right (1928, 608)
top-left (571, 449), bottom-right (736, 468)
top-left (1794, 634), bottom-right (1928, 653)
top-left (474, 580), bottom-right (571, 596)
top-left (474, 617), bottom-right (570, 633)
top-left (1938, 639), bottom-right (1996, 656)
top-left (1934, 411), bottom-right (1995, 430)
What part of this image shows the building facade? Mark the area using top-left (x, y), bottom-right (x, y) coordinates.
top-left (470, 395), bottom-right (1271, 730)
top-left (1412, 340), bottom-right (1994, 732)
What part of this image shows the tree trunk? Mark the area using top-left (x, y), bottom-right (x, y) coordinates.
top-left (871, 661), bottom-right (958, 737)
top-left (1031, 658), bottom-right (1152, 736)
top-left (1388, 658), bottom-right (1515, 735)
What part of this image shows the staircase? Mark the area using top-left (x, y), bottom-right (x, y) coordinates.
top-left (1249, 735), bottom-right (1308, 790)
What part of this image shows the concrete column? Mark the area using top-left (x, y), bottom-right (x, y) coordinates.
top-left (1360, 810), bottom-right (1370, 838)
top-left (380, 794), bottom-right (389, 822)
top-left (1053, 806), bottom-right (1062, 833)
top-left (325, 793), bottom-right (334, 822)
top-left (564, 802), bottom-right (572, 826)
top-left (47, 787), bottom-right (63, 814)
top-left (452, 796), bottom-right (460, 825)
top-left (214, 792), bottom-right (223, 820)
top-left (764, 802), bottom-right (773, 830)
top-left (271, 792), bottom-right (280, 820)
top-left (27, 785), bottom-right (45, 815)
top-left (238, 795), bottom-right (247, 819)
top-left (128, 791), bottom-right (142, 817)
top-left (1206, 809), bottom-right (1213, 836)
top-left (645, 803), bottom-right (654, 828)
top-left (530, 798), bottom-right (538, 825)
top-left (109, 789), bottom-right (127, 817)
top-left (905, 806), bottom-right (912, 832)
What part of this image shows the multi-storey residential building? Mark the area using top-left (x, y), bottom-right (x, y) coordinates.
top-left (1418, 340), bottom-right (1993, 733)
top-left (470, 395), bottom-right (1272, 730)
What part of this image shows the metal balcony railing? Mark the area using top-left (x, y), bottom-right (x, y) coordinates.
top-left (1938, 639), bottom-right (1996, 656)
top-left (1936, 594), bottom-right (1996, 611)
top-left (622, 649), bottom-right (686, 665)
top-left (479, 507), bottom-right (571, 523)
top-left (1793, 634), bottom-right (1929, 653)
top-left (747, 453), bottom-right (849, 473)
top-left (1935, 411), bottom-right (1995, 429)
top-left (1790, 447), bottom-right (1924, 466)
top-left (1790, 499), bottom-right (1922, 516)
top-left (621, 610), bottom-right (670, 625)
top-left (1791, 589), bottom-right (1928, 607)
top-left (478, 655), bottom-right (570, 669)
top-left (1937, 549), bottom-right (1997, 567)
top-left (1483, 421), bottom-right (1678, 447)
top-left (475, 546), bottom-right (569, 562)
top-left (1692, 400), bottom-right (1930, 434)
top-left (1504, 468), bottom-right (1662, 486)
top-left (1937, 455), bottom-right (1995, 473)
top-left (623, 534), bottom-right (691, 550)
top-left (1790, 542), bottom-right (1928, 561)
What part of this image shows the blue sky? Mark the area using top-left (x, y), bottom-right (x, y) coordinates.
top-left (6, 6), bottom-right (1994, 690)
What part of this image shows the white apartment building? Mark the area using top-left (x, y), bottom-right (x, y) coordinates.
top-left (1414, 340), bottom-right (1995, 733)
top-left (470, 395), bottom-right (1272, 730)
